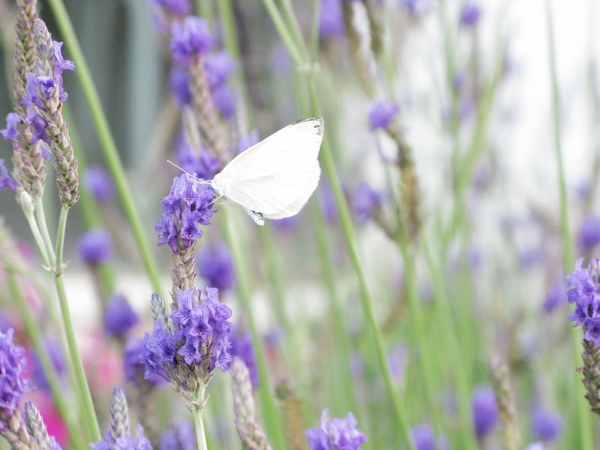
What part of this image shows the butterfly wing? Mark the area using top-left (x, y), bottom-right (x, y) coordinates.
top-left (213, 118), bottom-right (324, 220)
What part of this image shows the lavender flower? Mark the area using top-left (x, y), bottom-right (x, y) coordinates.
top-left (531, 406), bottom-right (562, 442)
top-left (410, 423), bottom-right (435, 450)
top-left (91, 388), bottom-right (152, 450)
top-left (305, 409), bottom-right (367, 450)
top-left (352, 182), bottom-right (382, 224)
top-left (566, 258), bottom-right (600, 345)
top-left (140, 288), bottom-right (232, 404)
top-left (159, 421), bottom-right (196, 450)
top-left (198, 243), bottom-right (236, 292)
top-left (204, 50), bottom-right (235, 89)
top-left (104, 293), bottom-right (140, 338)
top-left (368, 101), bottom-right (400, 130)
top-left (211, 84), bottom-right (236, 119)
top-left (230, 327), bottom-right (259, 388)
top-left (83, 166), bottom-right (115, 202)
top-left (471, 385), bottom-right (499, 440)
top-left (460, 3), bottom-right (481, 27)
top-left (578, 215), bottom-right (600, 253)
top-left (78, 229), bottom-right (113, 265)
top-left (319, 0), bottom-right (345, 38)
top-left (0, 328), bottom-right (33, 447)
top-left (543, 278), bottom-right (565, 313)
top-left (153, 0), bottom-right (190, 16)
top-left (31, 339), bottom-right (65, 393)
top-left (401, 0), bottom-right (430, 18)
top-left (0, 113), bottom-right (20, 140)
top-left (124, 337), bottom-right (163, 387)
top-left (170, 17), bottom-right (213, 65)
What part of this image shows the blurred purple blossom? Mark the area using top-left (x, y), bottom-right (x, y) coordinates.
top-left (78, 229), bottom-right (113, 265)
top-left (198, 243), bottom-right (236, 292)
top-left (204, 50), bottom-right (235, 89)
top-left (368, 101), bottom-right (400, 130)
top-left (230, 327), bottom-right (259, 388)
top-left (170, 66), bottom-right (191, 106)
top-left (176, 134), bottom-right (222, 181)
top-left (170, 17), bottom-right (213, 65)
top-left (0, 160), bottom-right (16, 194)
top-left (0, 112), bottom-right (19, 140)
top-left (387, 343), bottom-right (407, 384)
top-left (31, 339), bottom-right (65, 393)
top-left (578, 215), bottom-right (600, 252)
top-left (460, 3), bottom-right (482, 27)
top-left (104, 293), bottom-right (140, 338)
top-left (401, 0), bottom-right (430, 17)
top-left (305, 409), bottom-right (367, 450)
top-left (410, 423), bottom-right (435, 450)
top-left (160, 421), bottom-right (196, 450)
top-left (352, 182), bottom-right (382, 224)
top-left (471, 385), bottom-right (498, 440)
top-left (531, 406), bottom-right (563, 442)
top-left (83, 166), bottom-right (115, 202)
top-left (0, 328), bottom-right (32, 417)
top-left (319, 0), bottom-right (345, 38)
top-left (543, 279), bottom-right (565, 314)
top-left (91, 424), bottom-right (152, 450)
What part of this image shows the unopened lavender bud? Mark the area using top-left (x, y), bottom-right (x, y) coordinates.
top-left (109, 387), bottom-right (130, 444)
top-left (489, 355), bottom-right (521, 450)
top-left (150, 293), bottom-right (167, 321)
top-left (24, 401), bottom-right (61, 449)
top-left (18, 190), bottom-right (34, 214)
top-left (230, 357), bottom-right (271, 450)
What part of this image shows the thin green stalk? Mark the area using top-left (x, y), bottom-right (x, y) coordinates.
top-left (221, 209), bottom-right (286, 449)
top-left (47, 0), bottom-right (166, 301)
top-left (191, 385), bottom-right (208, 450)
top-left (22, 206), bottom-right (52, 267)
top-left (260, 0), bottom-right (304, 67)
top-left (307, 76), bottom-right (414, 449)
top-left (34, 200), bottom-right (56, 263)
top-left (546, 1), bottom-right (593, 448)
top-left (7, 270), bottom-right (88, 450)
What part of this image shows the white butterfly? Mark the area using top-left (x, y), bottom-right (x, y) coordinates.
top-left (210, 117), bottom-right (324, 225)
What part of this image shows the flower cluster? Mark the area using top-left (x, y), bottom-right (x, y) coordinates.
top-left (471, 385), bottom-right (499, 440)
top-left (156, 173), bottom-right (215, 255)
top-left (368, 101), bottom-right (400, 130)
top-left (0, 328), bottom-right (32, 419)
top-left (104, 293), bottom-right (140, 338)
top-left (198, 243), bottom-right (236, 292)
top-left (566, 258), bottom-right (600, 345)
top-left (305, 409), bottom-right (367, 450)
top-left (141, 288), bottom-right (232, 403)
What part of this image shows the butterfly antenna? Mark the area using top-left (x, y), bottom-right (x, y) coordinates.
top-left (166, 160), bottom-right (212, 186)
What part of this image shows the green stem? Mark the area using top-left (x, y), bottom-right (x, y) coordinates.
top-left (34, 199), bottom-right (56, 263)
top-left (47, 0), bottom-right (166, 301)
top-left (545, 1), bottom-right (593, 448)
top-left (306, 76), bottom-right (414, 449)
top-left (22, 205), bottom-right (52, 267)
top-left (7, 270), bottom-right (88, 450)
top-left (191, 385), bottom-right (208, 450)
top-left (259, 0), bottom-right (304, 67)
top-left (51, 220), bottom-right (102, 442)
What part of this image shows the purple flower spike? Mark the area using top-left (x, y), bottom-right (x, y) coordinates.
top-left (0, 328), bottom-right (32, 416)
top-left (531, 406), bottom-right (563, 442)
top-left (566, 258), bottom-right (600, 345)
top-left (153, 0), bottom-right (191, 16)
top-left (104, 293), bottom-right (140, 338)
top-left (460, 3), bottom-right (482, 27)
top-left (578, 215), bottom-right (600, 252)
top-left (198, 243), bottom-right (236, 292)
top-left (471, 385), bottom-right (499, 440)
top-left (204, 50), bottom-right (234, 89)
top-left (170, 17), bottom-right (214, 64)
top-left (543, 279), bottom-right (565, 314)
top-left (305, 409), bottom-right (367, 450)
top-left (78, 229), bottom-right (113, 265)
top-left (0, 160), bottom-right (16, 194)
top-left (83, 166), bottom-right (115, 202)
top-left (368, 101), bottom-right (400, 130)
